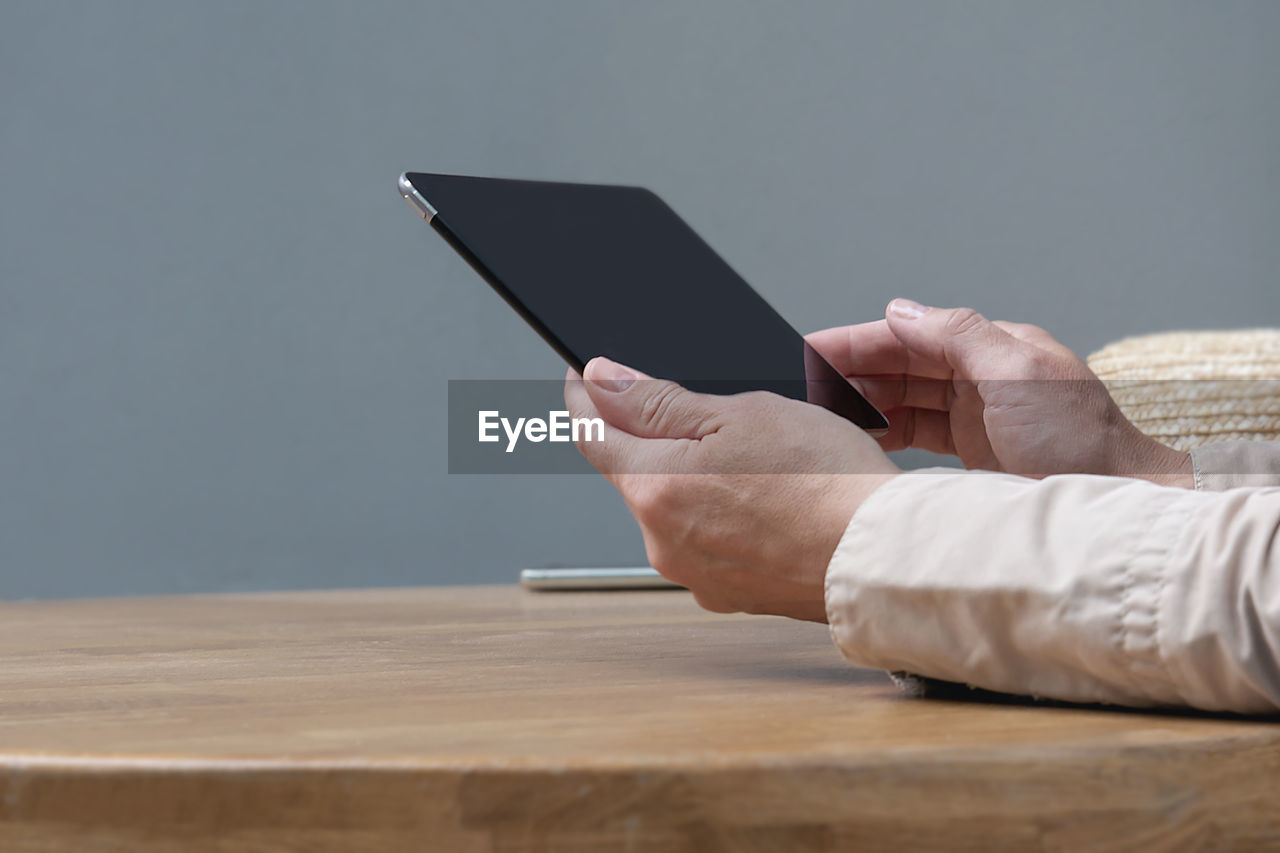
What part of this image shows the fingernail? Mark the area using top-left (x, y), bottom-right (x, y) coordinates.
top-left (586, 357), bottom-right (637, 392)
top-left (889, 298), bottom-right (930, 320)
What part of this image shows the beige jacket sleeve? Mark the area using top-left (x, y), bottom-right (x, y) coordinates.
top-left (824, 440), bottom-right (1280, 713)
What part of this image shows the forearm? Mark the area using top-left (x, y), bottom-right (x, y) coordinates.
top-left (825, 468), bottom-right (1280, 713)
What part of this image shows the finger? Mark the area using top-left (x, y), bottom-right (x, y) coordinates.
top-left (807, 320), bottom-right (955, 380)
top-left (806, 321), bottom-right (907, 376)
top-left (564, 369), bottom-right (671, 481)
top-left (853, 375), bottom-right (953, 413)
top-left (874, 407), bottom-right (957, 456)
top-left (582, 356), bottom-right (724, 441)
top-left (947, 378), bottom-right (1001, 469)
top-left (993, 321), bottom-right (1077, 358)
top-left (885, 299), bottom-right (1035, 381)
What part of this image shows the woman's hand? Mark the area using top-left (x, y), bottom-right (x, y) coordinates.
top-left (564, 358), bottom-right (900, 622)
top-left (807, 300), bottom-right (1192, 486)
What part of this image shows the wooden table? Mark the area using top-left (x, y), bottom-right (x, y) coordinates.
top-left (0, 585), bottom-right (1277, 851)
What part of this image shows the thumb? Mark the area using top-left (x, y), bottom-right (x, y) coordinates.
top-left (583, 357), bottom-right (721, 439)
top-left (884, 299), bottom-right (1032, 380)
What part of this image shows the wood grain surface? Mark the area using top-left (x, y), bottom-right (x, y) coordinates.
top-left (0, 584), bottom-right (1276, 851)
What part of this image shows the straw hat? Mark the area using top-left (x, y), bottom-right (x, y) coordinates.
top-left (1087, 330), bottom-right (1280, 451)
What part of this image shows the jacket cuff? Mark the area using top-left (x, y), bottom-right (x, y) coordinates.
top-left (824, 468), bottom-right (1188, 707)
top-left (1191, 440), bottom-right (1280, 491)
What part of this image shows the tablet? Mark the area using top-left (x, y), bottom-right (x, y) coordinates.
top-left (399, 172), bottom-right (888, 433)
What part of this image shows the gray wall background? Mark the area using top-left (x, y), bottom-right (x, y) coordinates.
top-left (3, 1), bottom-right (1278, 599)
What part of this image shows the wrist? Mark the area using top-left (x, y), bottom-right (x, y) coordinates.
top-left (807, 471), bottom-right (900, 624)
top-left (1144, 445), bottom-right (1194, 489)
top-left (852, 471), bottom-right (901, 509)
top-left (1124, 432), bottom-right (1193, 488)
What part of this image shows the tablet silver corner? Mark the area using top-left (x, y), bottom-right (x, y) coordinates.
top-left (398, 173), bottom-right (437, 222)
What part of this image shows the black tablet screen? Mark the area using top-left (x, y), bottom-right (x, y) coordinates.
top-left (403, 172), bottom-right (887, 432)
